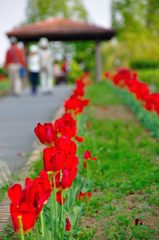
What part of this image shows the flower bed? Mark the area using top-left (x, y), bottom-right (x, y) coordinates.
top-left (1, 78), bottom-right (159, 239)
top-left (104, 68), bottom-right (159, 138)
top-left (6, 73), bottom-right (97, 240)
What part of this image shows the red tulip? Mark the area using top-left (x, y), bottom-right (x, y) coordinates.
top-left (65, 215), bottom-right (71, 231)
top-left (34, 123), bottom-right (55, 145)
top-left (104, 71), bottom-right (110, 79)
top-left (54, 113), bottom-right (77, 138)
top-left (61, 166), bottom-right (78, 189)
top-left (25, 170), bottom-right (51, 208)
top-left (83, 150), bottom-right (97, 168)
top-left (64, 95), bottom-right (90, 116)
top-left (74, 135), bottom-right (84, 143)
top-left (56, 190), bottom-right (66, 205)
top-left (10, 203), bottom-right (37, 234)
top-left (8, 184), bottom-right (38, 233)
top-left (43, 147), bottom-right (64, 172)
top-left (73, 79), bottom-right (85, 97)
top-left (55, 136), bottom-right (77, 158)
top-left (8, 170), bottom-right (51, 233)
top-left (77, 191), bottom-right (92, 200)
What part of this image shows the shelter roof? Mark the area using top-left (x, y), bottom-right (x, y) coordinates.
top-left (7, 18), bottom-right (115, 42)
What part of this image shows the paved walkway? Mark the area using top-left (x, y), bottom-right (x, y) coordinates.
top-left (0, 86), bottom-right (72, 180)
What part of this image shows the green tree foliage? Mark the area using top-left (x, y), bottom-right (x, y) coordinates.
top-left (26, 0), bottom-right (88, 22)
top-left (112, 0), bottom-right (159, 35)
top-left (102, 0), bottom-right (159, 70)
top-left (112, 0), bottom-right (146, 35)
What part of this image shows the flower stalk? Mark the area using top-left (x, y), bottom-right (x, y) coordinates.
top-left (17, 215), bottom-right (25, 240)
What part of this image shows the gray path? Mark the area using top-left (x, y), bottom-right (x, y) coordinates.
top-left (0, 86), bottom-right (72, 177)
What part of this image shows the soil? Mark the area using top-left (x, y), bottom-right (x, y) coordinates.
top-left (92, 104), bottom-right (137, 122)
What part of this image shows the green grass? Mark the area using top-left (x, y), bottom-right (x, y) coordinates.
top-left (0, 183), bottom-right (10, 201)
top-left (0, 79), bottom-right (11, 96)
top-left (138, 69), bottom-right (159, 91)
top-left (75, 81), bottom-right (159, 239)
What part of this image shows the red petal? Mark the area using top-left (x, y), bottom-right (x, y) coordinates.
top-left (8, 184), bottom-right (22, 204)
top-left (65, 215), bottom-right (71, 231)
top-left (56, 191), bottom-right (66, 205)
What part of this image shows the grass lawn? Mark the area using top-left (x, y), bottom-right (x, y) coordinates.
top-left (0, 79), bottom-right (11, 96)
top-left (138, 69), bottom-right (159, 91)
top-left (74, 81), bottom-right (159, 239)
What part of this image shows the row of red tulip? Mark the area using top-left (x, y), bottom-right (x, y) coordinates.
top-left (8, 72), bottom-right (97, 239)
top-left (104, 68), bottom-right (159, 115)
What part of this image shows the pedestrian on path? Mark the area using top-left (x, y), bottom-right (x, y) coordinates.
top-left (39, 38), bottom-right (54, 94)
top-left (61, 56), bottom-right (68, 84)
top-left (4, 37), bottom-right (26, 96)
top-left (28, 45), bottom-right (40, 95)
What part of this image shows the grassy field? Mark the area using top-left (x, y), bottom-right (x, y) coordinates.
top-left (138, 69), bottom-right (159, 91)
top-left (0, 79), bottom-right (11, 96)
top-left (75, 81), bottom-right (159, 239)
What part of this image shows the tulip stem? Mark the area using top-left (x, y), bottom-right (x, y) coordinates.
top-left (87, 161), bottom-right (90, 180)
top-left (51, 191), bottom-right (55, 240)
top-left (60, 195), bottom-right (64, 240)
top-left (48, 171), bottom-right (55, 239)
top-left (40, 210), bottom-right (44, 238)
top-left (17, 216), bottom-right (25, 240)
top-left (53, 176), bottom-right (57, 239)
top-left (67, 190), bottom-right (70, 211)
top-left (30, 230), bottom-right (34, 240)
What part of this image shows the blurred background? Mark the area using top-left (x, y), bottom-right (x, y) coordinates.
top-left (0, 0), bottom-right (159, 87)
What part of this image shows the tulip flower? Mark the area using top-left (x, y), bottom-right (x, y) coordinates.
top-left (104, 71), bottom-right (110, 79)
top-left (8, 184), bottom-right (39, 233)
top-left (64, 95), bottom-right (90, 116)
top-left (8, 170), bottom-right (51, 233)
top-left (25, 170), bottom-right (51, 208)
top-left (74, 135), bottom-right (84, 143)
top-left (77, 191), bottom-right (92, 201)
top-left (65, 215), bottom-right (71, 231)
top-left (61, 166), bottom-right (78, 189)
top-left (83, 150), bottom-right (97, 168)
top-left (34, 123), bottom-right (55, 145)
top-left (54, 113), bottom-right (77, 138)
top-left (55, 136), bottom-right (77, 157)
top-left (56, 190), bottom-right (66, 205)
top-left (73, 79), bottom-right (85, 97)
top-left (43, 147), bottom-right (64, 172)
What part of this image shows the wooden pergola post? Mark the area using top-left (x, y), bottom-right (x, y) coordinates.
top-left (95, 41), bottom-right (102, 82)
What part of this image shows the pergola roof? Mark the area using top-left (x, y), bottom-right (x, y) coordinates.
top-left (7, 18), bottom-right (115, 42)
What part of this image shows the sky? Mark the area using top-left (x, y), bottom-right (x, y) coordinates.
top-left (0, 0), bottom-right (111, 64)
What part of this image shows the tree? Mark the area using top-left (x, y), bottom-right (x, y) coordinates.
top-left (146, 0), bottom-right (159, 31)
top-left (102, 0), bottom-right (159, 69)
top-left (112, 0), bottom-right (159, 35)
top-left (26, 0), bottom-right (88, 22)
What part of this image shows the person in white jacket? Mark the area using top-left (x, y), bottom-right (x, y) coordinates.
top-left (28, 45), bottom-right (40, 95)
top-left (39, 38), bottom-right (53, 94)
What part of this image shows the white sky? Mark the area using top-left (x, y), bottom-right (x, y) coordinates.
top-left (0, 0), bottom-right (111, 64)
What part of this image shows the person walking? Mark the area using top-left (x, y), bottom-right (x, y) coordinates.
top-left (39, 38), bottom-right (53, 94)
top-left (4, 37), bottom-right (26, 96)
top-left (61, 57), bottom-right (68, 84)
top-left (28, 45), bottom-right (40, 95)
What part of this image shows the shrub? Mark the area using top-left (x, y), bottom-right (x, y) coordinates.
top-left (138, 69), bottom-right (159, 89)
top-left (130, 60), bottom-right (159, 70)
